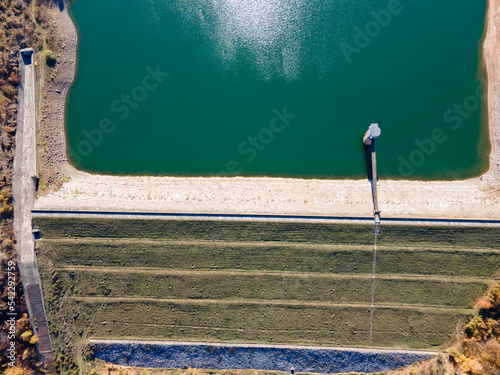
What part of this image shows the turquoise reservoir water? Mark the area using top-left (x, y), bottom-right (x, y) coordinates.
top-left (66, 0), bottom-right (489, 179)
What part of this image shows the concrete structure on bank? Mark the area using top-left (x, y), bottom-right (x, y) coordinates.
top-left (13, 48), bottom-right (55, 372)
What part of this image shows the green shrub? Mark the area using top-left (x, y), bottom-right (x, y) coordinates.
top-left (45, 49), bottom-right (56, 65)
top-left (465, 282), bottom-right (500, 341)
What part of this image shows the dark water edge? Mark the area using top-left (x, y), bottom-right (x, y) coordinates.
top-left (90, 342), bottom-right (434, 373)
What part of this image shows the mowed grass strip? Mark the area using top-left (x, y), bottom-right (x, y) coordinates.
top-left (64, 297), bottom-right (371, 347)
top-left (56, 268), bottom-right (488, 308)
top-left (37, 240), bottom-right (374, 274)
top-left (378, 225), bottom-right (500, 249)
top-left (38, 239), bottom-right (500, 278)
top-left (34, 218), bottom-right (374, 244)
top-left (371, 306), bottom-right (474, 350)
top-left (63, 297), bottom-right (471, 349)
top-left (56, 268), bottom-right (373, 303)
top-left (373, 277), bottom-right (489, 308)
top-left (376, 248), bottom-right (500, 278)
top-left (34, 217), bottom-right (500, 248)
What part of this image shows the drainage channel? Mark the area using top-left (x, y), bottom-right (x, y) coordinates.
top-left (368, 231), bottom-right (378, 348)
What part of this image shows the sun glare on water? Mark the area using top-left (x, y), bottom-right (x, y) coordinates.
top-left (164, 0), bottom-right (343, 81)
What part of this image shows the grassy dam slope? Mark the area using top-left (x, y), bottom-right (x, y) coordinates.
top-left (34, 218), bottom-right (500, 350)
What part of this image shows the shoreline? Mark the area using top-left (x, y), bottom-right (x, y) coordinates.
top-left (36, 1), bottom-right (500, 220)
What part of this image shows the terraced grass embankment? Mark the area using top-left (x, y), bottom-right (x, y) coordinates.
top-left (34, 218), bottom-right (500, 350)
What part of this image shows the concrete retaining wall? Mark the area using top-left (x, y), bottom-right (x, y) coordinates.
top-left (14, 48), bottom-right (56, 372)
